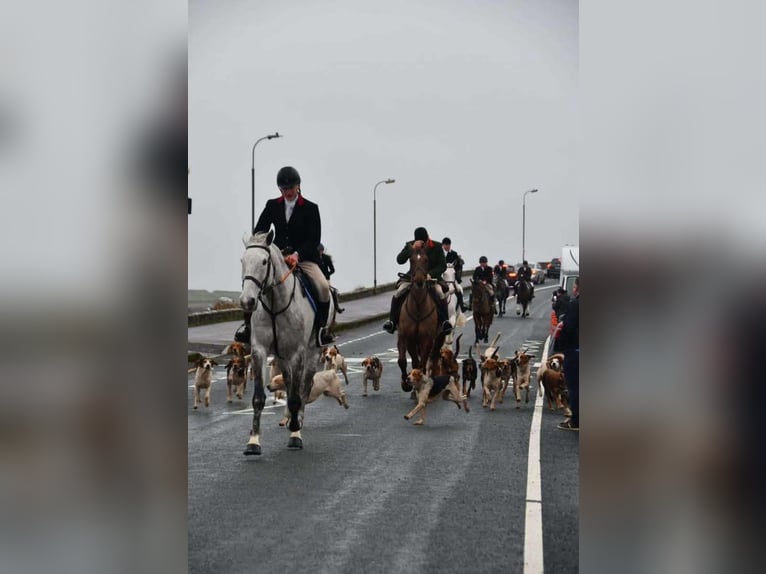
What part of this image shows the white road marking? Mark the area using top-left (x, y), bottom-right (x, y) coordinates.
top-left (336, 331), bottom-right (387, 346)
top-left (523, 335), bottom-right (550, 574)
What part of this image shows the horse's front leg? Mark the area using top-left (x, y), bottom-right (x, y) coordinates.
top-left (286, 366), bottom-right (311, 450)
top-left (244, 353), bottom-right (266, 455)
top-left (398, 336), bottom-right (411, 392)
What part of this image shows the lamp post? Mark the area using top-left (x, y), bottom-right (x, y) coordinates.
top-left (522, 188), bottom-right (538, 262)
top-left (373, 178), bottom-right (396, 294)
top-left (251, 132), bottom-right (282, 232)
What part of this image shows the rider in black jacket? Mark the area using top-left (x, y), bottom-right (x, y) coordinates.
top-left (235, 166), bottom-right (335, 346)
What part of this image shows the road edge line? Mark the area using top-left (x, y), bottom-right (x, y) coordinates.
top-left (523, 335), bottom-right (550, 574)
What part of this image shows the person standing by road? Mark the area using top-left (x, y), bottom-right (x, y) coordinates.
top-left (554, 276), bottom-right (579, 431)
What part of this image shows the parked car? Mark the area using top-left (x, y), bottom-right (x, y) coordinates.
top-left (546, 257), bottom-right (561, 279)
top-left (531, 262), bottom-right (547, 284)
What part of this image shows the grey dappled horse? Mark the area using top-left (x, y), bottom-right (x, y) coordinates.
top-left (239, 230), bottom-right (335, 454)
top-left (441, 263), bottom-right (465, 346)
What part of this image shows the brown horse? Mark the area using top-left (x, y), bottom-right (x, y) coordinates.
top-left (398, 246), bottom-right (444, 392)
top-left (471, 280), bottom-right (494, 344)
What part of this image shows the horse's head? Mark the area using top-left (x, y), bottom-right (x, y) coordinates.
top-left (442, 263), bottom-right (456, 283)
top-left (239, 229), bottom-right (281, 312)
top-left (409, 245), bottom-right (429, 287)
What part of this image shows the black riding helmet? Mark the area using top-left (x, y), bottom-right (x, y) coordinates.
top-left (414, 227), bottom-right (428, 241)
top-left (277, 166), bottom-right (301, 188)
top-left (479, 256), bottom-right (488, 264)
top-left (442, 237), bottom-right (451, 245)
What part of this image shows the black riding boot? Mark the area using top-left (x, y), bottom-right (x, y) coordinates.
top-left (437, 298), bottom-right (453, 334)
top-left (330, 286), bottom-right (345, 313)
top-left (234, 312), bottom-right (252, 343)
top-left (456, 290), bottom-right (469, 312)
top-left (382, 295), bottom-right (404, 334)
top-left (315, 301), bottom-right (336, 346)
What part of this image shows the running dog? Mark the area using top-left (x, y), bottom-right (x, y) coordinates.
top-left (191, 356), bottom-right (217, 409)
top-left (268, 370), bottom-right (349, 427)
top-left (361, 356), bottom-right (383, 397)
top-left (462, 346), bottom-right (478, 398)
top-left (322, 345), bottom-right (350, 385)
top-left (403, 368), bottom-right (469, 426)
top-left (225, 355), bottom-right (247, 402)
top-left (512, 349), bottom-right (534, 408)
top-left (480, 357), bottom-right (504, 411)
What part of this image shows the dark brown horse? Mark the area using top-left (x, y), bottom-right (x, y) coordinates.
top-left (515, 279), bottom-right (533, 318)
top-left (398, 246), bottom-right (444, 392)
top-left (471, 280), bottom-right (494, 344)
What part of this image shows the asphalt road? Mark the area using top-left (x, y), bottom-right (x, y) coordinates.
top-left (188, 284), bottom-right (578, 573)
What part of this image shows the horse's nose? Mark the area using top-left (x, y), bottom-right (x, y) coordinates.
top-left (240, 295), bottom-right (256, 311)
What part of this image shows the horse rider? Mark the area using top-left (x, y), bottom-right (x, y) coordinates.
top-left (441, 237), bottom-right (468, 312)
top-left (515, 260), bottom-right (535, 299)
top-left (234, 166), bottom-right (336, 347)
top-left (493, 259), bottom-right (508, 280)
top-left (382, 227), bottom-right (453, 335)
top-left (470, 256), bottom-right (495, 306)
top-left (318, 243), bottom-right (344, 313)
top-left (551, 287), bottom-right (570, 320)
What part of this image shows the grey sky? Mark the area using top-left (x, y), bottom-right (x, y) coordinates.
top-left (189, 0), bottom-right (578, 293)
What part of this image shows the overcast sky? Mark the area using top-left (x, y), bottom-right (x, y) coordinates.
top-left (189, 0), bottom-right (578, 293)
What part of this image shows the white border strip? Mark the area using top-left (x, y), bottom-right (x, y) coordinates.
top-left (523, 335), bottom-right (550, 574)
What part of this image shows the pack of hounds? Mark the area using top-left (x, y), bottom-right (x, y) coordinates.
top-left (189, 335), bottom-right (570, 425)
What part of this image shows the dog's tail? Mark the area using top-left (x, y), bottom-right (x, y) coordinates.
top-left (454, 333), bottom-right (462, 358)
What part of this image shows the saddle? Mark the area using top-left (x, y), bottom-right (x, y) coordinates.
top-left (294, 268), bottom-right (318, 314)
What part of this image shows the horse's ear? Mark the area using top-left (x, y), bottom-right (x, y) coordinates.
top-left (266, 228), bottom-right (275, 245)
top-left (242, 232), bottom-right (252, 247)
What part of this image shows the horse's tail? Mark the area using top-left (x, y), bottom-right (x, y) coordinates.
top-left (468, 346), bottom-right (473, 360)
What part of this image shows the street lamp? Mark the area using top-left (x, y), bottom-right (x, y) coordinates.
top-left (522, 188), bottom-right (539, 262)
top-left (251, 132), bottom-right (282, 232)
top-left (373, 178), bottom-right (396, 294)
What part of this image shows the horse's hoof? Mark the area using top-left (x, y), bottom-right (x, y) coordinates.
top-left (227, 399), bottom-right (232, 403)
top-left (287, 437), bottom-right (303, 450)
top-left (404, 415), bottom-right (410, 420)
top-left (193, 405), bottom-right (198, 410)
top-left (363, 393), bottom-right (367, 397)
top-left (243, 444), bottom-right (261, 456)
top-left (401, 381), bottom-right (413, 392)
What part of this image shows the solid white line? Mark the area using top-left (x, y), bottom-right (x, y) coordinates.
top-left (336, 330), bottom-right (387, 346)
top-left (523, 335), bottom-right (550, 574)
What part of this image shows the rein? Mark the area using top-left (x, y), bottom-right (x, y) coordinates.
top-left (243, 244), bottom-right (299, 359)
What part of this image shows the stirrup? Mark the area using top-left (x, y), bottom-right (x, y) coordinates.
top-left (317, 327), bottom-right (336, 346)
top-left (441, 321), bottom-right (453, 334)
top-left (382, 320), bottom-right (396, 334)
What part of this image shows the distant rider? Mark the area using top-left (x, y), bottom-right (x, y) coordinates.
top-left (470, 256), bottom-right (495, 306)
top-left (382, 227), bottom-right (452, 335)
top-left (441, 237), bottom-right (468, 312)
top-left (515, 260), bottom-right (535, 299)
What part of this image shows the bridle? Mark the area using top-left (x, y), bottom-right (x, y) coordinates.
top-left (242, 243), bottom-right (299, 358)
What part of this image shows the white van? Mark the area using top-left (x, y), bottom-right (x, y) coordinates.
top-left (559, 245), bottom-right (579, 294)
